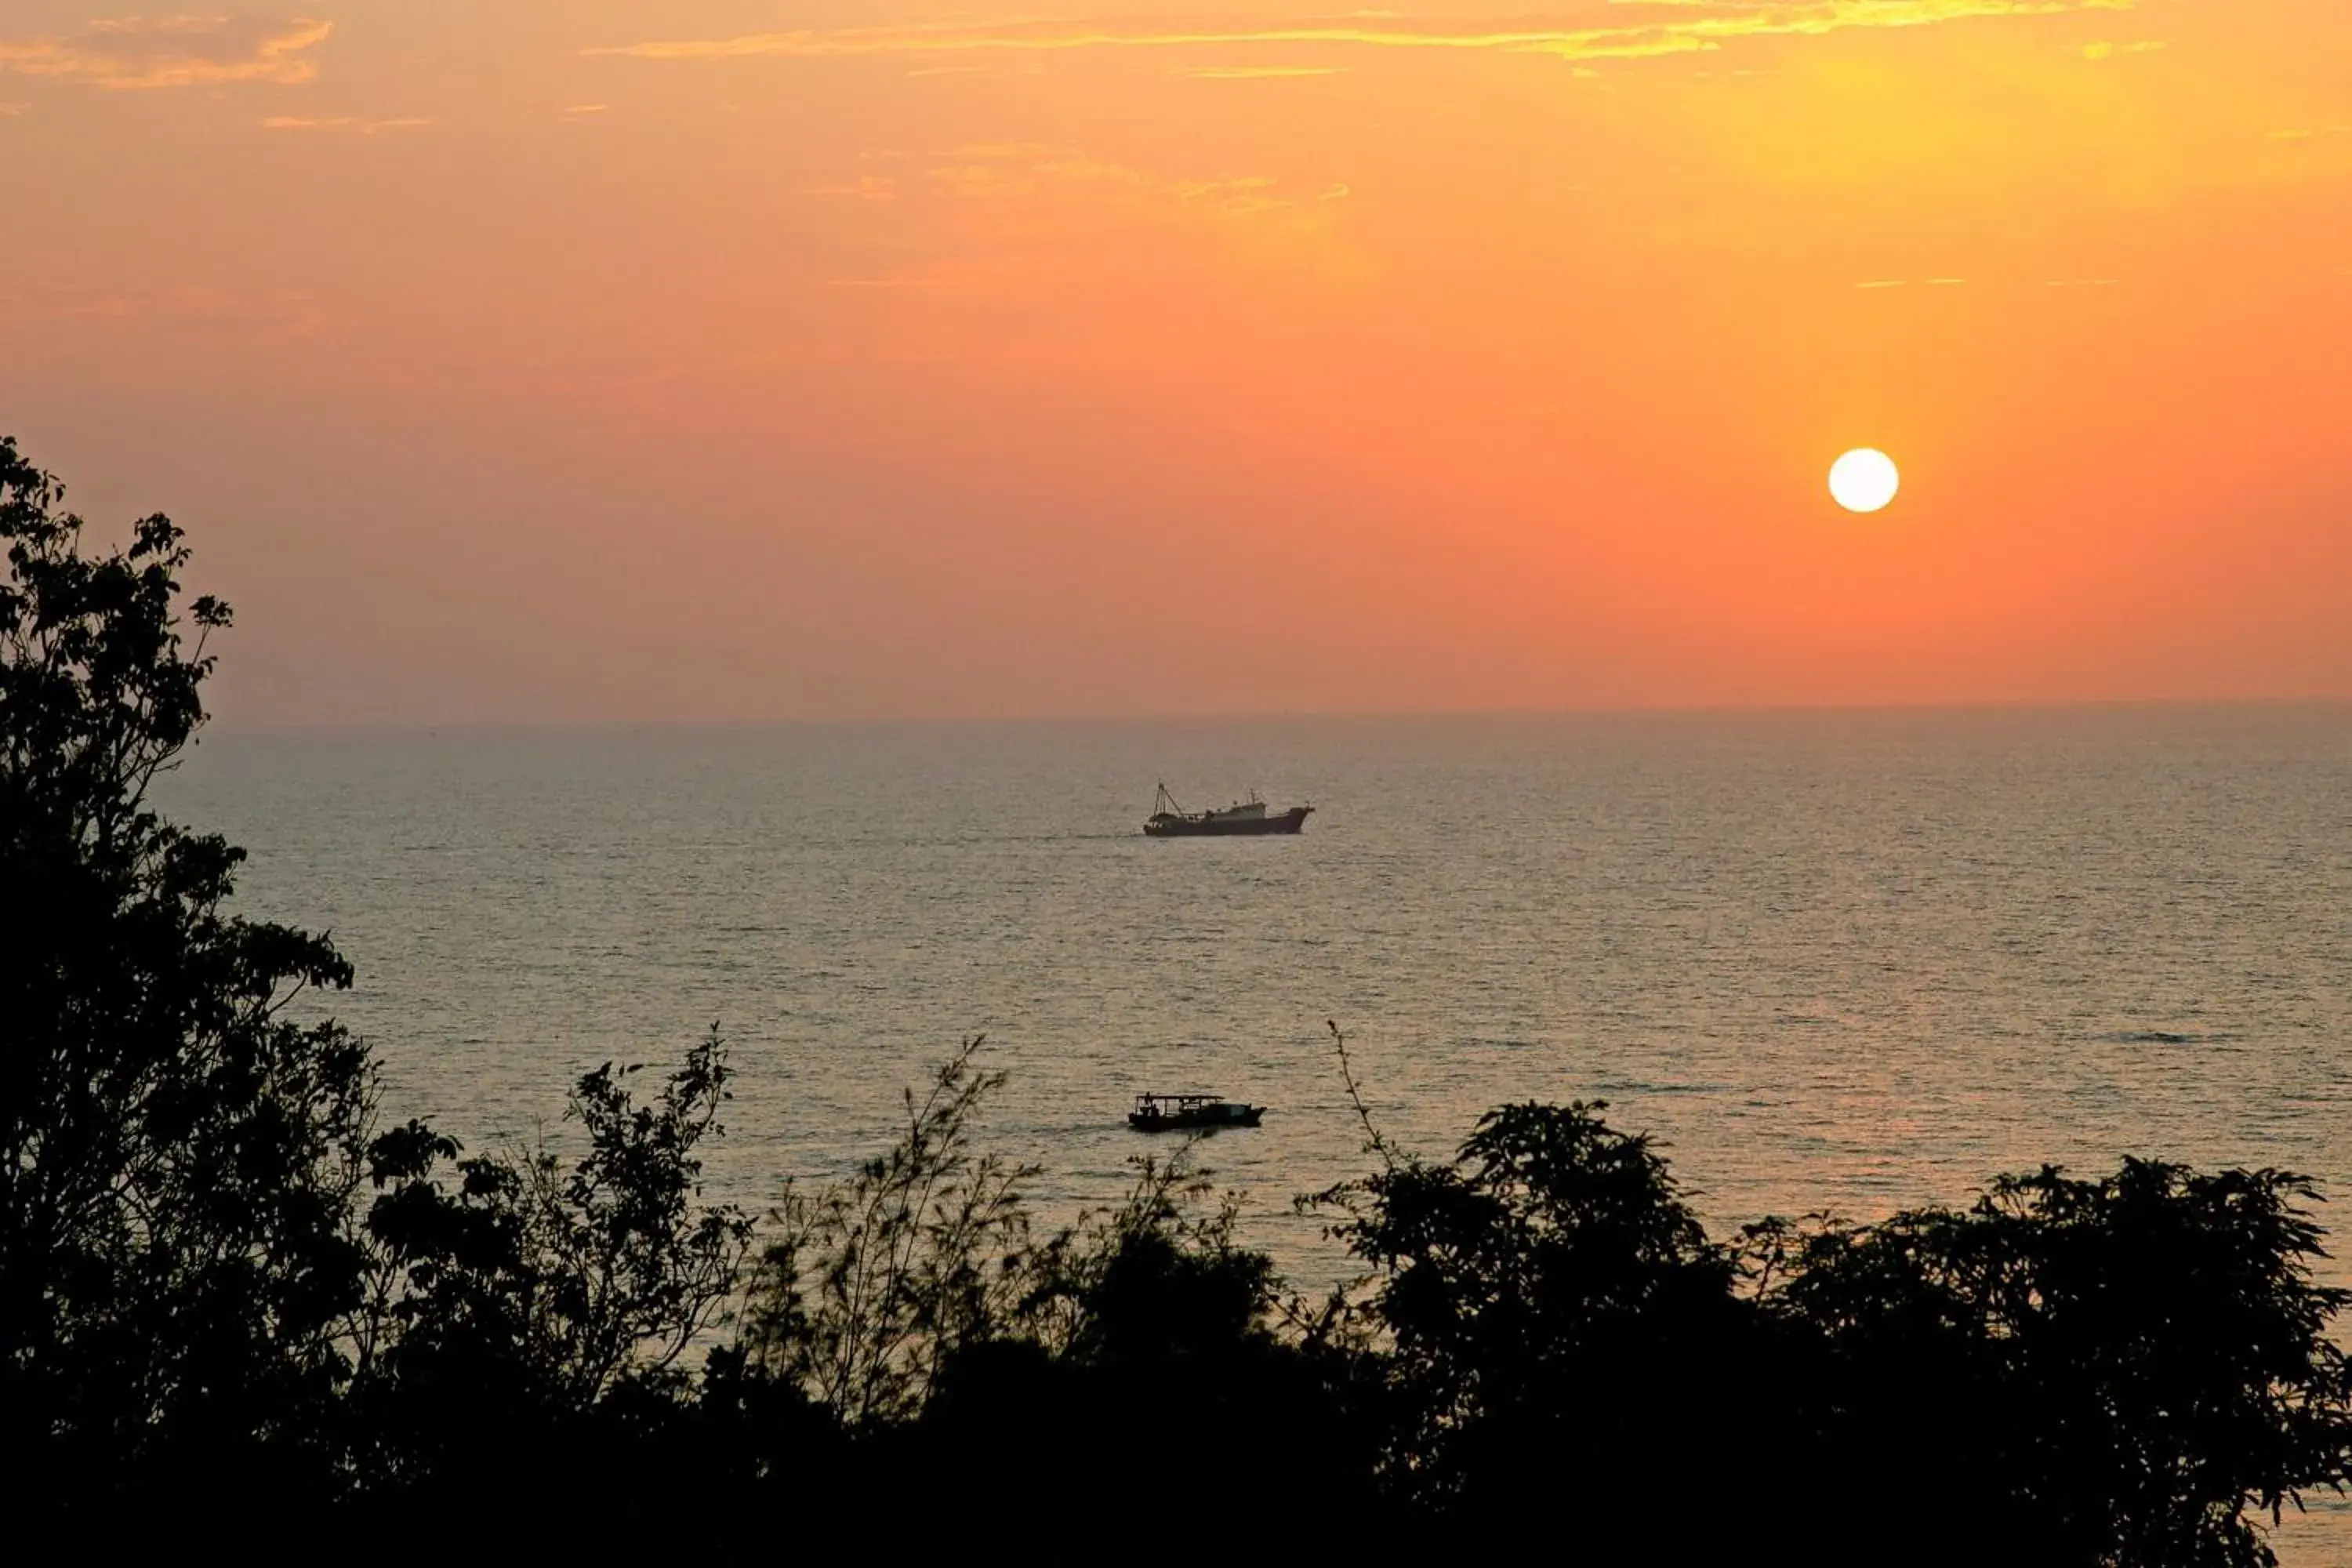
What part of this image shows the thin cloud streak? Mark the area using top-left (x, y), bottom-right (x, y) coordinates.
top-left (1177, 64), bottom-right (1350, 78)
top-left (584, 2), bottom-right (2130, 70)
top-left (0, 16), bottom-right (332, 92)
top-left (916, 140), bottom-right (1350, 216)
top-left (261, 115), bottom-right (432, 133)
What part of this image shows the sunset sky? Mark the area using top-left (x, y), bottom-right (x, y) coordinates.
top-left (2, 2), bottom-right (2347, 724)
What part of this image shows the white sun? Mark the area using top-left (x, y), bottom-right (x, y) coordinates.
top-left (1829, 448), bottom-right (1900, 514)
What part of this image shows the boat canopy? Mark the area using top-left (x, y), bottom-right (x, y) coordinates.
top-left (1152, 783), bottom-right (1269, 821)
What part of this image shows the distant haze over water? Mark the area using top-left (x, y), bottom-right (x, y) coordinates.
top-left (172, 706), bottom-right (2352, 1552)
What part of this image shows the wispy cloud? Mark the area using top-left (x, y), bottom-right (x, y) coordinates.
top-left (804, 174), bottom-right (898, 201)
top-left (0, 279), bottom-right (325, 337)
top-left (1175, 65), bottom-right (1349, 79)
top-left (823, 275), bottom-right (949, 289)
top-left (586, 3), bottom-right (2133, 71)
top-left (2267, 125), bottom-right (2352, 142)
top-left (916, 141), bottom-right (1348, 218)
top-left (0, 16), bottom-right (331, 91)
top-left (2080, 39), bottom-right (2164, 60)
top-left (262, 114), bottom-right (431, 134)
top-left (563, 102), bottom-right (610, 117)
top-left (0, 100), bottom-right (28, 116)
top-left (809, 142), bottom-right (1355, 296)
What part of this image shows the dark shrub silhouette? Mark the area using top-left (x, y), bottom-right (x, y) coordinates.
top-left (1755, 1163), bottom-right (2352, 1567)
top-left (1309, 1028), bottom-right (2352, 1565)
top-left (722, 1042), bottom-right (1381, 1550)
top-left (731, 1037), bottom-right (1036, 1426)
top-left (352, 1032), bottom-right (751, 1509)
top-left (920, 1152), bottom-right (1387, 1548)
top-left (1311, 1094), bottom-right (1773, 1551)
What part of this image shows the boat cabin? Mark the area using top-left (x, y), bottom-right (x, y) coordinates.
top-left (1128, 1093), bottom-right (1266, 1131)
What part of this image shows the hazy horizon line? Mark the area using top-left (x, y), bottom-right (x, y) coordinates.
top-left (200, 693), bottom-right (2352, 739)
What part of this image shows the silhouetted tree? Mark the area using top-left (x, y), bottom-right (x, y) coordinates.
top-left (0, 436), bottom-right (376, 1505)
top-left (732, 1036), bottom-right (1036, 1427)
top-left (1015, 1149), bottom-right (1269, 1358)
top-left (0, 437), bottom-right (757, 1526)
top-left (718, 1046), bottom-right (1382, 1550)
top-left (1309, 1022), bottom-right (2352, 1563)
top-left (1758, 1161), bottom-right (2352, 1567)
top-left (354, 1033), bottom-right (752, 1501)
top-left (1311, 1096), bottom-right (1766, 1545)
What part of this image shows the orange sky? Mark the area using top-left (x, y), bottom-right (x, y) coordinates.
top-left (2, 2), bottom-right (2347, 723)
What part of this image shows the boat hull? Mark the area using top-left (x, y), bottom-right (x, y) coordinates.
top-left (1128, 1105), bottom-right (1265, 1131)
top-left (1144, 807), bottom-right (1312, 838)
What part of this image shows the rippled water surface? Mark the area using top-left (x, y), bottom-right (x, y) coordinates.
top-left (173, 706), bottom-right (2352, 1555)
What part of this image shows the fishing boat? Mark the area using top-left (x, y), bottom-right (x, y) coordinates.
top-left (1143, 783), bottom-right (1312, 837)
top-left (1127, 1093), bottom-right (1265, 1131)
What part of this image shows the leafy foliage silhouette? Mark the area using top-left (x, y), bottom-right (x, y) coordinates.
top-left (2, 435), bottom-right (373, 1504)
top-left (1308, 1090), bottom-right (1762, 1545)
top-left (1305, 1025), bottom-right (2352, 1565)
top-left (1754, 1162), bottom-right (2352, 1566)
top-left (353, 1030), bottom-right (751, 1501)
top-left (732, 1036), bottom-right (1034, 1426)
top-left (0, 437), bottom-right (754, 1526)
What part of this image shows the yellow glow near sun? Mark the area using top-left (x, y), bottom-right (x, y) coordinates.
top-left (1829, 448), bottom-right (1900, 514)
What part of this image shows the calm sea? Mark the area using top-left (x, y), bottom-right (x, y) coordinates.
top-left (172, 706), bottom-right (2352, 1553)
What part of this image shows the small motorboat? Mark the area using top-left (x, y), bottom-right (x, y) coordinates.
top-left (1127, 1093), bottom-right (1265, 1132)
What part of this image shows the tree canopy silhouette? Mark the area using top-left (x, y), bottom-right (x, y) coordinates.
top-left (2, 435), bottom-right (375, 1501)
top-left (1310, 1095), bottom-right (1772, 1548)
top-left (1755, 1161), bottom-right (2352, 1566)
top-left (0, 437), bottom-right (752, 1521)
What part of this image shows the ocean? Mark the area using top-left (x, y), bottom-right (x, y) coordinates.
top-left (172, 705), bottom-right (2352, 1552)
